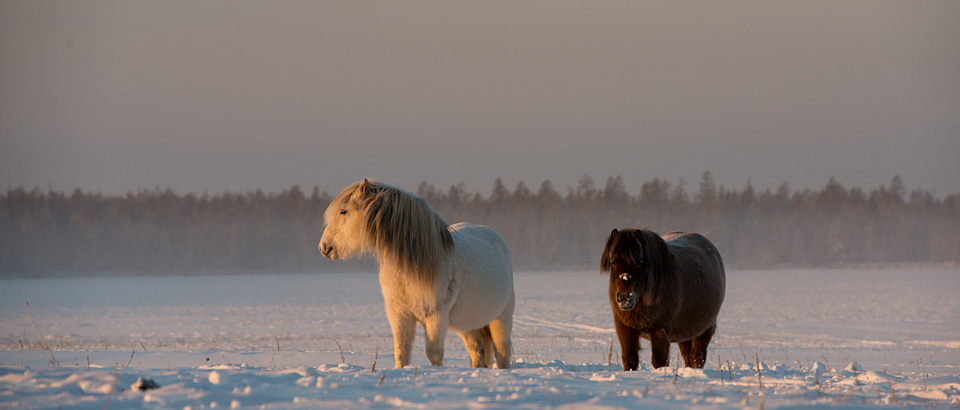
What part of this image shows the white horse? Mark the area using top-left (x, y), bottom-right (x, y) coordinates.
top-left (319, 179), bottom-right (515, 369)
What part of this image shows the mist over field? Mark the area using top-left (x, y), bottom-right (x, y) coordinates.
top-left (2, 174), bottom-right (958, 277)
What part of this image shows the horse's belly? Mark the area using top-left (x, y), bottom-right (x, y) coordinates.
top-left (450, 262), bottom-right (513, 331)
top-left (446, 261), bottom-right (513, 331)
top-left (447, 288), bottom-right (512, 332)
top-left (666, 301), bottom-right (722, 342)
top-left (445, 224), bottom-right (514, 331)
top-left (666, 318), bottom-right (714, 342)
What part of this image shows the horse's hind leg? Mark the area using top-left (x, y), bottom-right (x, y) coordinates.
top-left (680, 323), bottom-right (715, 368)
top-left (487, 293), bottom-right (514, 369)
top-left (480, 325), bottom-right (494, 367)
top-left (457, 330), bottom-right (487, 368)
top-left (678, 339), bottom-right (695, 368)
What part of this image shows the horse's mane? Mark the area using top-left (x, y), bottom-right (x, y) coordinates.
top-left (327, 179), bottom-right (453, 288)
top-left (600, 228), bottom-right (672, 304)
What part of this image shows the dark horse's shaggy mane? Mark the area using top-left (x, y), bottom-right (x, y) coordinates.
top-left (600, 228), bottom-right (671, 305)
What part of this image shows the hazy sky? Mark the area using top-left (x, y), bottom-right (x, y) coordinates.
top-left (2, 1), bottom-right (958, 197)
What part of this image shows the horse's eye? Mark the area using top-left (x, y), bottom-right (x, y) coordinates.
top-left (339, 209), bottom-right (347, 215)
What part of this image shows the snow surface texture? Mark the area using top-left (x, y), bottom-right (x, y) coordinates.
top-left (1, 268), bottom-right (958, 409)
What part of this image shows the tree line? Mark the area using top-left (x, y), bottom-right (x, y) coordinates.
top-left (1, 173), bottom-right (957, 277)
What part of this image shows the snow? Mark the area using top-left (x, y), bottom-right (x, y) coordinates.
top-left (1, 268), bottom-right (958, 409)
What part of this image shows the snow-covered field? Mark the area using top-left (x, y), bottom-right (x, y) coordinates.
top-left (1, 268), bottom-right (958, 409)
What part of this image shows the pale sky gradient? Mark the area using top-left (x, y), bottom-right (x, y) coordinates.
top-left (2, 1), bottom-right (959, 196)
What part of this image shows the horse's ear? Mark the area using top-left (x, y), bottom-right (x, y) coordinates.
top-left (354, 180), bottom-right (368, 197)
top-left (601, 229), bottom-right (619, 273)
top-left (357, 178), bottom-right (379, 195)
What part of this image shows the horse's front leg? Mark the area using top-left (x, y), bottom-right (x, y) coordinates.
top-left (615, 320), bottom-right (641, 371)
top-left (649, 328), bottom-right (670, 369)
top-left (423, 314), bottom-right (449, 367)
top-left (385, 306), bottom-right (416, 368)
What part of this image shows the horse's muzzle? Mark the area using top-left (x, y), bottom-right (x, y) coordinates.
top-left (319, 242), bottom-right (337, 259)
top-left (616, 291), bottom-right (637, 311)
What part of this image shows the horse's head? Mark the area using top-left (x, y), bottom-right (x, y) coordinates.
top-left (601, 228), bottom-right (662, 311)
top-left (319, 179), bottom-right (379, 260)
top-left (319, 179), bottom-right (453, 294)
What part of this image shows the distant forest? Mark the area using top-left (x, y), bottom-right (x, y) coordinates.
top-left (2, 173), bottom-right (958, 277)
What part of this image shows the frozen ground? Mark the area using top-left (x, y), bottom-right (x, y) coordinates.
top-left (1, 268), bottom-right (958, 409)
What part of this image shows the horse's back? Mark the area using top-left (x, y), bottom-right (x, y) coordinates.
top-left (450, 223), bottom-right (510, 255)
top-left (663, 232), bottom-right (724, 273)
top-left (448, 222), bottom-right (513, 278)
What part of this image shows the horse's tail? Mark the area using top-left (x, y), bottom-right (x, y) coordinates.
top-left (481, 325), bottom-right (494, 368)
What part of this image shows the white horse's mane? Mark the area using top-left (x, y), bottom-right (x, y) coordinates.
top-left (326, 179), bottom-right (453, 288)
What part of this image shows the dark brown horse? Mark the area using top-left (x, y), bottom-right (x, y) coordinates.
top-left (601, 228), bottom-right (725, 370)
